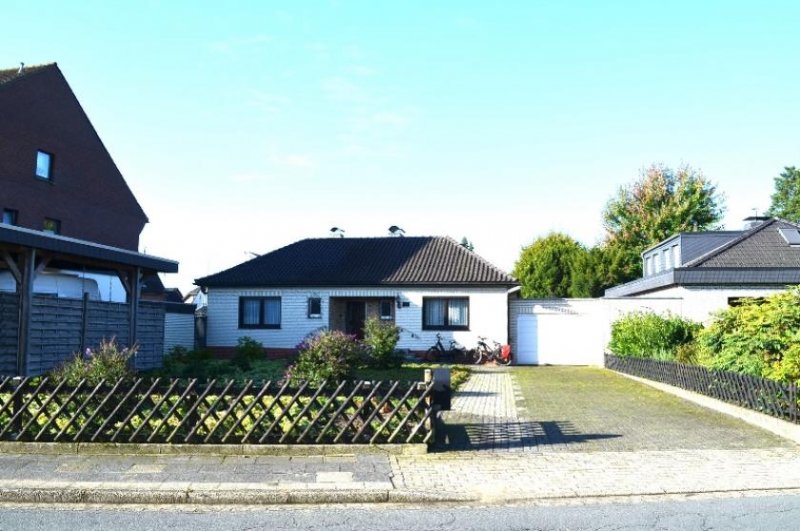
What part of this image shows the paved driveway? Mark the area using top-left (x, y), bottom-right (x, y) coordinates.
top-left (437, 366), bottom-right (790, 452)
top-left (390, 366), bottom-right (800, 501)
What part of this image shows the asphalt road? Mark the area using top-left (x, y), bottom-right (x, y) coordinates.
top-left (1, 493), bottom-right (799, 531)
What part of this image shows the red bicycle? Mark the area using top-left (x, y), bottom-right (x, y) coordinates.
top-left (472, 337), bottom-right (512, 365)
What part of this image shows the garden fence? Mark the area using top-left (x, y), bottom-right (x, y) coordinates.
top-left (605, 354), bottom-right (798, 423)
top-left (0, 376), bottom-right (435, 445)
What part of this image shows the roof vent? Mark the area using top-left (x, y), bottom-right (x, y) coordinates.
top-left (743, 215), bottom-right (770, 229)
top-left (388, 225), bottom-right (405, 237)
top-left (778, 227), bottom-right (800, 246)
top-left (17, 62), bottom-right (24, 75)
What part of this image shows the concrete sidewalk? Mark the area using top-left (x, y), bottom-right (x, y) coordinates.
top-left (0, 451), bottom-right (465, 505)
top-left (0, 367), bottom-right (799, 505)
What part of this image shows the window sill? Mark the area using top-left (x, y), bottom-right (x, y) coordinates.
top-left (422, 326), bottom-right (469, 332)
top-left (238, 325), bottom-right (281, 330)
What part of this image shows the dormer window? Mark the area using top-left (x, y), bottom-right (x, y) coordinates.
top-left (663, 248), bottom-right (671, 270)
top-left (653, 253), bottom-right (661, 273)
top-left (36, 150), bottom-right (53, 180)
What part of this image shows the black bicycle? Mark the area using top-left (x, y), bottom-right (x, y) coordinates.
top-left (425, 333), bottom-right (468, 363)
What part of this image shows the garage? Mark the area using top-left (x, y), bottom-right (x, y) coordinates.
top-left (511, 299), bottom-right (606, 366)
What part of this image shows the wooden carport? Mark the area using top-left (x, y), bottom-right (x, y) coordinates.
top-left (0, 224), bottom-right (178, 375)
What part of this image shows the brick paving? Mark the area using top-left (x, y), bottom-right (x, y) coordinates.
top-left (389, 365), bottom-right (800, 501)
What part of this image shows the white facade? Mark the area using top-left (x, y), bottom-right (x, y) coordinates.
top-left (164, 312), bottom-right (195, 352)
top-left (632, 286), bottom-right (787, 323)
top-left (206, 286), bottom-right (510, 352)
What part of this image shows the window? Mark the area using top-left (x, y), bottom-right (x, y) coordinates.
top-left (42, 218), bottom-right (60, 234)
top-left (672, 245), bottom-right (681, 267)
top-left (36, 150), bottom-right (53, 180)
top-left (422, 297), bottom-right (469, 330)
top-left (379, 299), bottom-right (393, 320)
top-left (653, 253), bottom-right (661, 273)
top-left (663, 248), bottom-right (671, 270)
top-left (1, 209), bottom-right (17, 225)
top-left (308, 297), bottom-right (322, 318)
top-left (645, 256), bottom-right (652, 276)
top-left (239, 296), bottom-right (281, 328)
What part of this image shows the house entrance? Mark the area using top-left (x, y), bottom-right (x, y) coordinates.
top-left (345, 301), bottom-right (366, 339)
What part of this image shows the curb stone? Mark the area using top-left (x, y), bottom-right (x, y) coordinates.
top-left (0, 486), bottom-right (472, 506)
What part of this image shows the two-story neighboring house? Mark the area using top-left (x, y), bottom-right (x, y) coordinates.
top-left (605, 216), bottom-right (800, 321)
top-left (0, 63), bottom-right (148, 250)
top-left (0, 63), bottom-right (179, 375)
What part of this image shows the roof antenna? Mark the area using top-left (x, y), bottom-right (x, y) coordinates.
top-left (388, 225), bottom-right (405, 237)
top-left (17, 62), bottom-right (24, 75)
top-left (330, 227), bottom-right (345, 238)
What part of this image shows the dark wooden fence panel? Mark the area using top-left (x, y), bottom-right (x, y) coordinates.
top-left (0, 293), bottom-right (19, 375)
top-left (0, 294), bottom-right (166, 376)
top-left (28, 296), bottom-right (83, 375)
top-left (136, 302), bottom-right (165, 371)
top-left (0, 377), bottom-right (434, 445)
top-left (605, 354), bottom-right (798, 423)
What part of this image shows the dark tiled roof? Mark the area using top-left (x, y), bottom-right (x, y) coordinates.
top-left (687, 218), bottom-right (800, 268)
top-left (196, 237), bottom-right (517, 288)
top-left (0, 63), bottom-right (55, 86)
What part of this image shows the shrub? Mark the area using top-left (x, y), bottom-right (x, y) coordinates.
top-left (52, 337), bottom-right (135, 386)
top-left (162, 346), bottom-right (225, 379)
top-left (608, 311), bottom-right (701, 361)
top-left (234, 336), bottom-right (264, 370)
top-left (288, 330), bottom-right (363, 383)
top-left (697, 288), bottom-right (800, 382)
top-left (362, 317), bottom-right (402, 368)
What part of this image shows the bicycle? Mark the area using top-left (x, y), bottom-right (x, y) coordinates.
top-left (473, 336), bottom-right (513, 365)
top-left (425, 333), bottom-right (468, 363)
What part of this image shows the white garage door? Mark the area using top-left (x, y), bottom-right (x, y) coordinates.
top-left (515, 312), bottom-right (601, 365)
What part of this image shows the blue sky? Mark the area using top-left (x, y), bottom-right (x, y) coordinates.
top-left (5, 1), bottom-right (799, 292)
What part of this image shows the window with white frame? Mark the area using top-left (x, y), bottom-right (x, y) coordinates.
top-left (422, 297), bottom-right (469, 330)
top-left (672, 245), bottom-right (681, 267)
top-left (663, 248), bottom-right (671, 270)
top-left (645, 256), bottom-right (652, 276)
top-left (653, 253), bottom-right (661, 273)
top-left (239, 296), bottom-right (281, 328)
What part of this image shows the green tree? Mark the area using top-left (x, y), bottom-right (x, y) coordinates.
top-left (567, 245), bottom-right (624, 298)
top-left (767, 166), bottom-right (800, 222)
top-left (602, 164), bottom-right (724, 284)
top-left (513, 233), bottom-right (589, 298)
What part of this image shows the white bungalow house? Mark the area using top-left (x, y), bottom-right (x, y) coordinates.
top-left (195, 236), bottom-right (519, 357)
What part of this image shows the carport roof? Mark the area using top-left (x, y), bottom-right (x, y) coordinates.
top-left (0, 223), bottom-right (178, 272)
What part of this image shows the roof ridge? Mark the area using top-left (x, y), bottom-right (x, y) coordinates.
top-left (0, 62), bottom-right (58, 87)
top-left (683, 218), bottom-right (781, 267)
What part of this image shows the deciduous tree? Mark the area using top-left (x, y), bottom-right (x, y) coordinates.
top-left (767, 166), bottom-right (800, 222)
top-left (602, 164), bottom-right (724, 284)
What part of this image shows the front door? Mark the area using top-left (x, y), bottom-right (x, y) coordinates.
top-left (345, 301), bottom-right (366, 339)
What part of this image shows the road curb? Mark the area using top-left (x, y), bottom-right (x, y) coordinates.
top-left (0, 486), bottom-right (473, 506)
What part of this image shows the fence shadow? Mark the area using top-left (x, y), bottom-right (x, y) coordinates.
top-left (434, 418), bottom-right (621, 452)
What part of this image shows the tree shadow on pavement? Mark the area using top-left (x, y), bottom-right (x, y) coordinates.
top-left (433, 418), bottom-right (621, 452)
